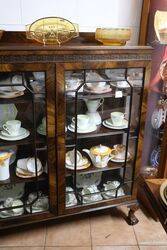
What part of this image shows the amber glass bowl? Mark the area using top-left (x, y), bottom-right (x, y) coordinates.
top-left (95, 28), bottom-right (131, 46)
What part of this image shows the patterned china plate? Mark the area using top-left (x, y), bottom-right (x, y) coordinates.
top-left (160, 180), bottom-right (167, 207)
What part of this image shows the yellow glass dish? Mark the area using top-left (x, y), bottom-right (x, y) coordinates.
top-left (26, 17), bottom-right (79, 45)
top-left (95, 28), bottom-right (131, 46)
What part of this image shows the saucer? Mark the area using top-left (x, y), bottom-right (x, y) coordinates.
top-left (0, 91), bottom-right (24, 99)
top-left (0, 128), bottom-right (30, 141)
top-left (68, 123), bottom-right (97, 133)
top-left (37, 124), bottom-right (46, 135)
top-left (110, 152), bottom-right (131, 163)
top-left (103, 119), bottom-right (128, 129)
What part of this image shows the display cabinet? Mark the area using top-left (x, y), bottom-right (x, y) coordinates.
top-left (0, 32), bottom-right (152, 229)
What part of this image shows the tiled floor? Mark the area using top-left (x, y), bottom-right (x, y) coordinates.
top-left (0, 207), bottom-right (166, 250)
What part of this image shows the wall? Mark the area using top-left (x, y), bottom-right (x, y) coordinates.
top-left (0, 0), bottom-right (143, 45)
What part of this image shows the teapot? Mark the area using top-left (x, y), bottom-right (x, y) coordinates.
top-left (83, 145), bottom-right (114, 168)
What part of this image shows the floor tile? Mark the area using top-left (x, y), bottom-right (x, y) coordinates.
top-left (45, 218), bottom-right (91, 246)
top-left (93, 246), bottom-right (139, 250)
top-left (0, 248), bottom-right (44, 250)
top-left (45, 247), bottom-right (91, 250)
top-left (133, 209), bottom-right (167, 245)
top-left (139, 246), bottom-right (167, 250)
top-left (90, 208), bottom-right (137, 246)
top-left (0, 226), bottom-right (46, 246)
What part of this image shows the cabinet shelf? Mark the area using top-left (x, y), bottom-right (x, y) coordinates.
top-left (66, 161), bottom-right (132, 176)
top-left (0, 134), bottom-right (46, 146)
top-left (0, 164), bottom-right (48, 187)
top-left (0, 93), bottom-right (45, 104)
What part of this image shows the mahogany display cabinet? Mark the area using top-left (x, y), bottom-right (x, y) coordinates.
top-left (0, 32), bottom-right (152, 229)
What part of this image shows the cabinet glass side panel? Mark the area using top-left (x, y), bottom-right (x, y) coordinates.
top-left (0, 71), bottom-right (49, 219)
top-left (65, 68), bottom-right (144, 208)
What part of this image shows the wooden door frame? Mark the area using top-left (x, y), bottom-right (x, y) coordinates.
top-left (56, 60), bottom-right (151, 215)
top-left (138, 0), bottom-right (151, 45)
top-left (0, 63), bottom-right (57, 215)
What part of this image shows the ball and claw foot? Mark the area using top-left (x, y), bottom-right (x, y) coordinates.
top-left (127, 209), bottom-right (139, 225)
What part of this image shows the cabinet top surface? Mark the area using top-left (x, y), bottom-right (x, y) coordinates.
top-left (0, 31), bottom-right (152, 52)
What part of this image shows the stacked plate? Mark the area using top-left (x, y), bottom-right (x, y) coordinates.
top-left (150, 146), bottom-right (161, 168)
top-left (159, 180), bottom-right (167, 209)
top-left (66, 187), bottom-right (77, 207)
top-left (16, 157), bottom-right (43, 178)
top-left (66, 149), bottom-right (90, 170)
top-left (103, 118), bottom-right (128, 130)
top-left (0, 76), bottom-right (26, 99)
top-left (102, 181), bottom-right (125, 199)
top-left (0, 198), bottom-right (24, 218)
top-left (80, 184), bottom-right (103, 204)
top-left (26, 191), bottom-right (49, 213)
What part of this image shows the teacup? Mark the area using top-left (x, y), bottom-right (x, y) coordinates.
top-left (72, 114), bottom-right (90, 129)
top-left (3, 120), bottom-right (21, 136)
top-left (86, 81), bottom-right (106, 90)
top-left (110, 112), bottom-right (125, 126)
top-left (117, 81), bottom-right (129, 88)
top-left (66, 78), bottom-right (81, 90)
top-left (113, 144), bottom-right (126, 159)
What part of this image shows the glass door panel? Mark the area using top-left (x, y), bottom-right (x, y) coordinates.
top-left (64, 67), bottom-right (144, 209)
top-left (0, 70), bottom-right (52, 219)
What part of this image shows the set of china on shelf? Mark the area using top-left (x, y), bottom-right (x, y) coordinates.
top-left (0, 191), bottom-right (49, 218)
top-left (66, 179), bottom-right (125, 207)
top-left (0, 117), bottom-right (46, 182)
top-left (66, 144), bottom-right (131, 171)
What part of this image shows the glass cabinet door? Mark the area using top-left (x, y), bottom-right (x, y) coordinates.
top-left (0, 66), bottom-right (56, 221)
top-left (61, 66), bottom-right (145, 212)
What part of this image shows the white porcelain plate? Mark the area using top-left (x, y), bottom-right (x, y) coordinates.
top-left (160, 180), bottom-right (167, 207)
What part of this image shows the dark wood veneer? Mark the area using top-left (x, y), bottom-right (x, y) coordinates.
top-left (0, 32), bottom-right (152, 229)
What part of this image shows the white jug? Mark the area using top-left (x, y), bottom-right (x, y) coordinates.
top-left (0, 152), bottom-right (12, 181)
top-left (84, 98), bottom-right (104, 125)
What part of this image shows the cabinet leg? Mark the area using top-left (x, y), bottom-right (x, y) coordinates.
top-left (126, 204), bottom-right (139, 225)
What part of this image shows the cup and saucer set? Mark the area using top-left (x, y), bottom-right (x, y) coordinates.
top-left (0, 120), bottom-right (30, 141)
top-left (65, 77), bottom-right (83, 97)
top-left (0, 75), bottom-right (26, 99)
top-left (84, 81), bottom-right (112, 94)
top-left (110, 80), bottom-right (130, 89)
top-left (26, 191), bottom-right (49, 213)
top-left (103, 111), bottom-right (128, 130)
top-left (16, 157), bottom-right (43, 178)
top-left (0, 197), bottom-right (24, 218)
top-left (37, 117), bottom-right (46, 136)
top-left (66, 149), bottom-right (91, 170)
top-left (110, 144), bottom-right (131, 163)
top-left (68, 114), bottom-right (97, 133)
top-left (102, 180), bottom-right (125, 199)
top-left (66, 187), bottom-right (78, 207)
